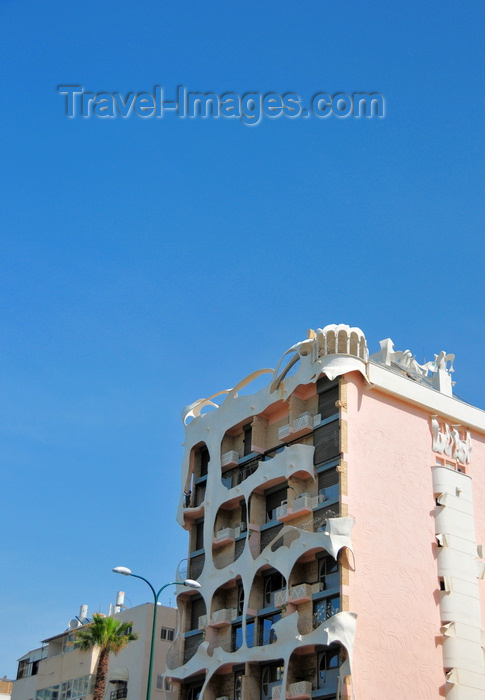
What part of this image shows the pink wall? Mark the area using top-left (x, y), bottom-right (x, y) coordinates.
top-left (469, 430), bottom-right (485, 634)
top-left (344, 371), bottom-right (460, 698)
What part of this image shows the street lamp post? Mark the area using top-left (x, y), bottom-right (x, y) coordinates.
top-left (113, 566), bottom-right (200, 700)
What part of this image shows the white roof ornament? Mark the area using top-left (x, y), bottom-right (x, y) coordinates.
top-left (371, 339), bottom-right (455, 396)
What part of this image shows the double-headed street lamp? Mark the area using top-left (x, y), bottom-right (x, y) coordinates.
top-left (113, 566), bottom-right (201, 700)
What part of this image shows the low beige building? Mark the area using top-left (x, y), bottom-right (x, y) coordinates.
top-left (0, 677), bottom-right (14, 700)
top-left (11, 600), bottom-right (177, 700)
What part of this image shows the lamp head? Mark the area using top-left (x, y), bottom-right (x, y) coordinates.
top-left (112, 566), bottom-right (132, 576)
top-left (184, 579), bottom-right (201, 588)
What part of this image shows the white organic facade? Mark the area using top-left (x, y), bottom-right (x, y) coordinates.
top-left (167, 324), bottom-right (485, 700)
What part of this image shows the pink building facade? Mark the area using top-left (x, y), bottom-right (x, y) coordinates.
top-left (167, 325), bottom-right (485, 700)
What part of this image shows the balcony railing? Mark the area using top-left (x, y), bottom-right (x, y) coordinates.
top-left (212, 608), bottom-right (237, 626)
top-left (221, 450), bottom-right (239, 467)
top-left (221, 454), bottom-right (262, 489)
top-left (213, 523), bottom-right (247, 546)
top-left (214, 527), bottom-right (235, 545)
top-left (276, 494), bottom-right (314, 522)
top-left (278, 413), bottom-right (321, 441)
top-left (287, 681), bottom-right (312, 698)
top-left (273, 582), bottom-right (322, 607)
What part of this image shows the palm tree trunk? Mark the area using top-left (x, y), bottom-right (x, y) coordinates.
top-left (93, 647), bottom-right (109, 700)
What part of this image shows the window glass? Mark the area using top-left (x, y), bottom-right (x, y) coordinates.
top-left (243, 423), bottom-right (253, 456)
top-left (317, 468), bottom-right (339, 502)
top-left (234, 670), bottom-right (244, 700)
top-left (313, 423), bottom-right (340, 464)
top-left (199, 447), bottom-right (209, 476)
top-left (318, 647), bottom-right (340, 689)
top-left (237, 583), bottom-right (245, 615)
top-left (318, 556), bottom-right (339, 590)
top-left (261, 663), bottom-right (284, 700)
top-left (259, 613), bottom-right (281, 645)
top-left (313, 596), bottom-right (340, 627)
top-left (232, 620), bottom-right (255, 650)
top-left (246, 619), bottom-right (255, 648)
top-left (187, 684), bottom-right (203, 700)
top-left (265, 488), bottom-right (287, 523)
top-left (263, 572), bottom-right (286, 607)
top-left (190, 596), bottom-right (205, 630)
top-left (17, 659), bottom-right (29, 679)
top-left (232, 624), bottom-right (243, 651)
top-left (195, 521), bottom-right (204, 551)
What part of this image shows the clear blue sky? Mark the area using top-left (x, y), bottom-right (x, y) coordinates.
top-left (1, 0), bottom-right (484, 678)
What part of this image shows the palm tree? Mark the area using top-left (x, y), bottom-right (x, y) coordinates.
top-left (74, 614), bottom-right (139, 700)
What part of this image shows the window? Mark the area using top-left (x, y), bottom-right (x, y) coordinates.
top-left (194, 520), bottom-right (204, 551)
top-left (265, 486), bottom-right (287, 523)
top-left (17, 659), bottom-right (30, 679)
top-left (161, 627), bottom-right (174, 641)
top-left (31, 660), bottom-right (40, 676)
top-left (263, 571), bottom-right (286, 607)
top-left (237, 582), bottom-right (245, 616)
top-left (243, 422), bottom-right (253, 456)
top-left (232, 623), bottom-right (243, 651)
top-left (261, 662), bottom-right (284, 700)
top-left (186, 682), bottom-right (203, 700)
top-left (156, 676), bottom-right (173, 692)
top-left (183, 633), bottom-right (203, 663)
top-left (232, 619), bottom-right (255, 650)
top-left (317, 467), bottom-right (339, 502)
top-left (318, 556), bottom-right (339, 590)
top-left (313, 423), bottom-right (340, 464)
top-left (190, 596), bottom-right (205, 631)
top-left (259, 612), bottom-right (281, 646)
top-left (62, 633), bottom-right (77, 653)
top-left (240, 499), bottom-right (247, 528)
top-left (36, 675), bottom-right (92, 700)
top-left (109, 682), bottom-right (127, 700)
top-left (313, 596), bottom-right (340, 627)
top-left (199, 446), bottom-right (210, 477)
top-left (234, 669), bottom-right (244, 700)
top-left (318, 647), bottom-right (340, 690)
top-left (316, 378), bottom-right (339, 420)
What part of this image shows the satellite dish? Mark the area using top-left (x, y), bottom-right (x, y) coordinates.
top-left (68, 618), bottom-right (82, 629)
